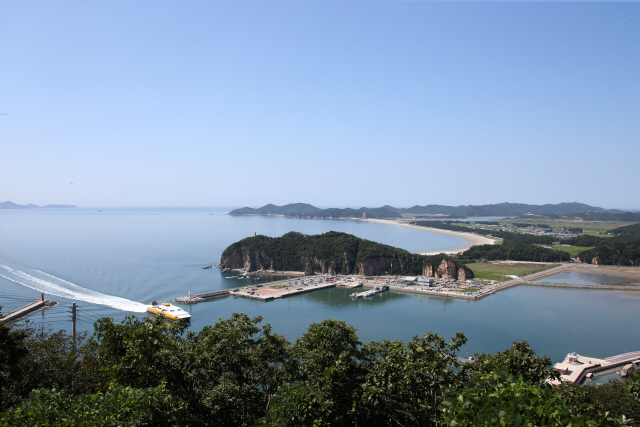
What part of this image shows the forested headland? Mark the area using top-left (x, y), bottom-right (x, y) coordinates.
top-left (556, 232), bottom-right (640, 266)
top-left (576, 237), bottom-right (640, 266)
top-left (219, 231), bottom-right (473, 278)
top-left (1, 314), bottom-right (638, 426)
top-left (461, 243), bottom-right (571, 263)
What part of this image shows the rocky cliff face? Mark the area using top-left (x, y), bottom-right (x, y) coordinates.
top-left (576, 255), bottom-right (600, 265)
top-left (423, 259), bottom-right (469, 280)
top-left (220, 246), bottom-right (414, 276)
top-left (219, 243), bottom-right (472, 279)
top-left (218, 247), bottom-right (273, 272)
top-left (219, 248), bottom-right (356, 276)
top-left (302, 256), bottom-right (346, 276)
top-left (356, 255), bottom-right (416, 276)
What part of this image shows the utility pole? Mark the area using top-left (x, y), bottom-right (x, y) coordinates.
top-left (70, 303), bottom-right (77, 349)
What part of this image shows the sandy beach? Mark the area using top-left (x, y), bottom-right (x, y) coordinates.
top-left (364, 219), bottom-right (498, 255)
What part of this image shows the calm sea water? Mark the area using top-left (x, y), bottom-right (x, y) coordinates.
top-left (1, 207), bottom-right (639, 363)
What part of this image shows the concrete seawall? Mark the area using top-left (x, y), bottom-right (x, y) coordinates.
top-left (522, 281), bottom-right (640, 291)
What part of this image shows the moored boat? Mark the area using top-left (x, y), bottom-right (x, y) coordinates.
top-left (147, 301), bottom-right (191, 321)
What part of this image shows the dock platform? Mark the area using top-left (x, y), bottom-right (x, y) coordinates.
top-left (336, 281), bottom-right (362, 289)
top-left (175, 276), bottom-right (337, 303)
top-left (551, 351), bottom-right (640, 385)
top-left (231, 280), bottom-right (336, 301)
top-left (1, 299), bottom-right (57, 324)
top-left (350, 284), bottom-right (389, 298)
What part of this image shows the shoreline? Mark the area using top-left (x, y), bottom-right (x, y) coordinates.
top-left (363, 219), bottom-right (498, 255)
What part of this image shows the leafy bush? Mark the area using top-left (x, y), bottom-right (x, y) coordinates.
top-left (0, 386), bottom-right (186, 427)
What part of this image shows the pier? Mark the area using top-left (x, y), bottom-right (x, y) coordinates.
top-left (176, 276), bottom-right (338, 303)
top-left (1, 296), bottom-right (57, 324)
top-left (551, 351), bottom-right (640, 385)
top-left (350, 283), bottom-right (389, 298)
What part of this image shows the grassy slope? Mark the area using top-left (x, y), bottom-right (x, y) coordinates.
top-left (467, 261), bottom-right (561, 284)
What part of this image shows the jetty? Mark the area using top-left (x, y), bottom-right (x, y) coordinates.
top-left (350, 283), bottom-right (389, 298)
top-left (1, 296), bottom-right (57, 324)
top-left (336, 280), bottom-right (362, 289)
top-left (175, 276), bottom-right (338, 303)
top-left (551, 351), bottom-right (640, 385)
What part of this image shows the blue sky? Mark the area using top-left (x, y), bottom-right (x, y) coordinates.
top-left (1, 1), bottom-right (639, 209)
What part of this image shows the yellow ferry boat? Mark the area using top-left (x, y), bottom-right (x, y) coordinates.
top-left (147, 302), bottom-right (191, 322)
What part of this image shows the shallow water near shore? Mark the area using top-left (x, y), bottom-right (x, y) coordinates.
top-left (1, 207), bottom-right (639, 363)
top-left (537, 271), bottom-right (631, 286)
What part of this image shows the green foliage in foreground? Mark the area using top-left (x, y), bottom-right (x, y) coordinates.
top-left (441, 370), bottom-right (605, 427)
top-left (2, 313), bottom-right (639, 426)
top-left (0, 386), bottom-right (186, 427)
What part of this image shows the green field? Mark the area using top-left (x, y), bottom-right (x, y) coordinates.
top-left (467, 261), bottom-right (560, 284)
top-left (466, 220), bottom-right (630, 238)
top-left (551, 245), bottom-right (595, 257)
top-left (497, 220), bottom-right (630, 235)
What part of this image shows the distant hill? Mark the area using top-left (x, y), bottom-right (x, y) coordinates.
top-left (564, 211), bottom-right (640, 222)
top-left (229, 204), bottom-right (400, 219)
top-left (399, 202), bottom-right (619, 217)
top-left (229, 203), bottom-right (321, 216)
top-left (307, 207), bottom-right (401, 219)
top-left (607, 223), bottom-right (640, 236)
top-left (229, 202), bottom-right (621, 219)
top-left (1, 201), bottom-right (76, 209)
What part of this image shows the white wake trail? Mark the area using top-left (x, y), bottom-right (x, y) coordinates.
top-left (0, 265), bottom-right (148, 313)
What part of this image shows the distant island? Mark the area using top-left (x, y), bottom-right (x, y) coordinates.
top-left (228, 202), bottom-right (623, 219)
top-left (0, 201), bottom-right (77, 209)
top-left (0, 202), bottom-right (77, 209)
top-left (219, 231), bottom-right (472, 279)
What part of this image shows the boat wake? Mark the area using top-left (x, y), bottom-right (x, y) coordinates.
top-left (0, 265), bottom-right (148, 313)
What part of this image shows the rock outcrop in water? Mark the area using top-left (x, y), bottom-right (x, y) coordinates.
top-left (423, 259), bottom-right (470, 280)
top-left (218, 231), bottom-right (473, 279)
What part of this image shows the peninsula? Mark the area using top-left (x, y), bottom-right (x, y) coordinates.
top-left (218, 231), bottom-right (473, 279)
top-left (0, 201), bottom-right (76, 209)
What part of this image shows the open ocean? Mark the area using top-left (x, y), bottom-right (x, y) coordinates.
top-left (1, 207), bottom-right (639, 363)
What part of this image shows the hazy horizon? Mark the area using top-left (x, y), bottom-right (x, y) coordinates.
top-left (2, 1), bottom-right (638, 208)
top-left (2, 200), bottom-right (637, 212)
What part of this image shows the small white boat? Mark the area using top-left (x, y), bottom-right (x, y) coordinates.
top-left (147, 302), bottom-right (191, 322)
